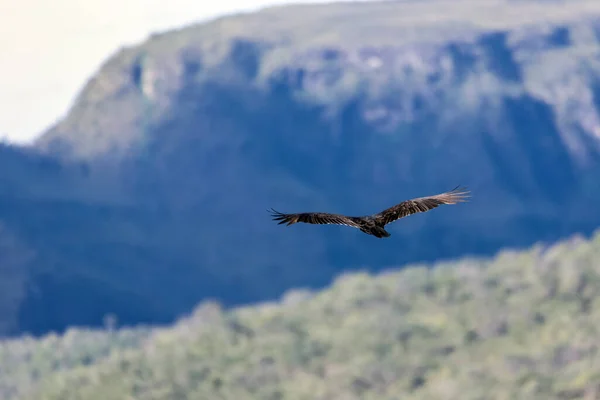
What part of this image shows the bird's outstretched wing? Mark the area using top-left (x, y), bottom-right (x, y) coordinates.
top-left (373, 186), bottom-right (470, 226)
top-left (268, 209), bottom-right (363, 229)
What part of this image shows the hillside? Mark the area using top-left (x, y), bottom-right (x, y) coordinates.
top-left (1, 0), bottom-right (600, 335)
top-left (0, 230), bottom-right (599, 400)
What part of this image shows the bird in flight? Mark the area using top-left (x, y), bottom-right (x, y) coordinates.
top-left (268, 186), bottom-right (470, 238)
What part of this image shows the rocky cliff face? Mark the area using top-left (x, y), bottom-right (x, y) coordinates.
top-left (2, 0), bottom-right (600, 336)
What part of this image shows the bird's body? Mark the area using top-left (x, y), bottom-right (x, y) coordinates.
top-left (269, 186), bottom-right (470, 238)
top-left (356, 216), bottom-right (391, 238)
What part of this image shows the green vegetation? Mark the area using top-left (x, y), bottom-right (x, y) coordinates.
top-left (1, 230), bottom-right (599, 399)
top-left (0, 327), bottom-right (152, 400)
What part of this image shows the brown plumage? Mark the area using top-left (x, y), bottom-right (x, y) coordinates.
top-left (268, 186), bottom-right (470, 238)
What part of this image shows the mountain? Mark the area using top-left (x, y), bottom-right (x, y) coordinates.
top-left (2, 230), bottom-right (599, 400)
top-left (2, 0), bottom-right (600, 336)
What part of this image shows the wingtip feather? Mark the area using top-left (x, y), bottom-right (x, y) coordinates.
top-left (268, 208), bottom-right (299, 226)
top-left (446, 185), bottom-right (471, 203)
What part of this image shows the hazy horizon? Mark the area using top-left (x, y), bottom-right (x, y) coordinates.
top-left (0, 0), bottom-right (341, 145)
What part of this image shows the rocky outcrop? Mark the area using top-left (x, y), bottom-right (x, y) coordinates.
top-left (1, 1), bottom-right (600, 336)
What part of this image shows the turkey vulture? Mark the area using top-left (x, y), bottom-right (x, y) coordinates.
top-left (268, 186), bottom-right (470, 238)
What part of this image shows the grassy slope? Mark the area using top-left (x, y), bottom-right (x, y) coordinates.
top-left (148, 0), bottom-right (600, 52)
top-left (1, 229), bottom-right (598, 399)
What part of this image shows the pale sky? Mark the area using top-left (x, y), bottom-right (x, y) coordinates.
top-left (0, 0), bottom-right (331, 144)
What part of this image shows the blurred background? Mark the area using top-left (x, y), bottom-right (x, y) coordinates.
top-left (2, 0), bottom-right (600, 398)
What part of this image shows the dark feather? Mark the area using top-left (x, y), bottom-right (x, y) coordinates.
top-left (373, 186), bottom-right (470, 226)
top-left (268, 209), bottom-right (362, 228)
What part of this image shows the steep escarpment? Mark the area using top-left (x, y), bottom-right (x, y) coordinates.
top-left (1, 0), bottom-right (600, 336)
